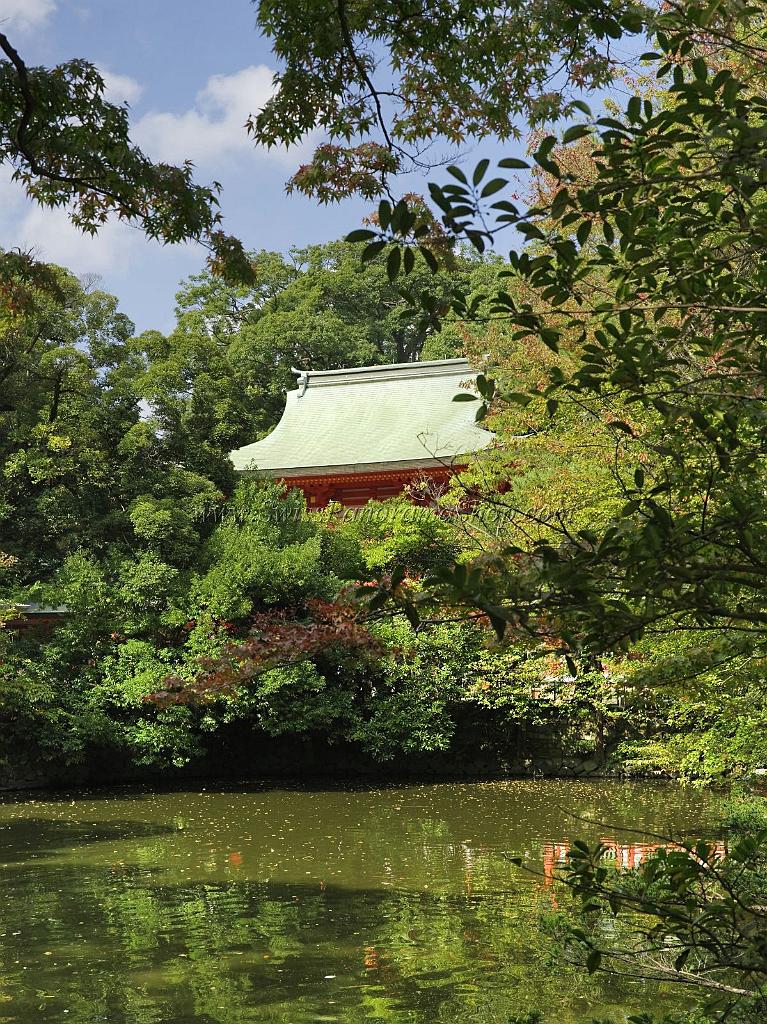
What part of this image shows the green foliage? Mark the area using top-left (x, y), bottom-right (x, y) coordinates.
top-left (0, 34), bottom-right (250, 282)
top-left (328, 4), bottom-right (767, 801)
top-left (253, 0), bottom-right (648, 198)
top-left (350, 619), bottom-right (478, 758)
top-left (558, 831), bottom-right (767, 1021)
top-left (0, 260), bottom-right (735, 783)
top-left (0, 265), bottom-right (224, 598)
top-left (0, 233), bottom-right (760, 790)
top-left (606, 636), bottom-right (767, 784)
top-left (189, 483), bottom-right (350, 621)
top-left (0, 259), bottom-right (548, 776)
top-left (0, 632), bottom-right (106, 765)
top-left (332, 498), bottom-right (460, 576)
top-left (719, 795), bottom-right (767, 835)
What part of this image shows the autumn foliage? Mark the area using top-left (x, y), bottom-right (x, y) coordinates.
top-left (146, 600), bottom-right (382, 707)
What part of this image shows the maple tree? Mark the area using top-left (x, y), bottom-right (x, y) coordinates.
top-left (0, 31), bottom-right (252, 284)
top-left (147, 600), bottom-right (381, 707)
top-left (252, 0), bottom-right (648, 200)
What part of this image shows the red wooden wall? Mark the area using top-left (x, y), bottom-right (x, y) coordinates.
top-left (280, 466), bottom-right (460, 508)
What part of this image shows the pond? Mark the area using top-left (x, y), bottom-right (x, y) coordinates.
top-left (0, 779), bottom-right (722, 1023)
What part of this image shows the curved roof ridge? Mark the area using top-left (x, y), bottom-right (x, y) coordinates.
top-left (290, 357), bottom-right (474, 389)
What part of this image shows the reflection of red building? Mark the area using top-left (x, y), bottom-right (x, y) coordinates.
top-left (542, 839), bottom-right (728, 885)
top-left (229, 359), bottom-right (494, 507)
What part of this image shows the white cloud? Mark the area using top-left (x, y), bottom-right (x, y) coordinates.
top-left (0, 171), bottom-right (141, 275)
top-left (0, 0), bottom-right (55, 31)
top-left (5, 196), bottom-right (206, 288)
top-left (99, 68), bottom-right (143, 107)
top-left (9, 201), bottom-right (144, 275)
top-left (134, 65), bottom-right (298, 167)
top-left (0, 165), bottom-right (205, 281)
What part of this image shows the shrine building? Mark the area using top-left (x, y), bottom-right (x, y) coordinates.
top-left (229, 358), bottom-right (494, 507)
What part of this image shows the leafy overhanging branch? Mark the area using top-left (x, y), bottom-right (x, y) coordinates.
top-left (0, 31), bottom-right (254, 284)
top-left (345, 1), bottom-right (767, 657)
top-left (252, 0), bottom-right (651, 199)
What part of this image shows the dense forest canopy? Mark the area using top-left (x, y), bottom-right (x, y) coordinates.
top-left (0, 0), bottom-right (766, 798)
top-left (3, 2), bottom-right (767, 1019)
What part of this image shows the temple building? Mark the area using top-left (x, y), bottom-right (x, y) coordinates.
top-left (229, 358), bottom-right (494, 507)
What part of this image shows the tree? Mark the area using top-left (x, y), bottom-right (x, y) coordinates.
top-left (0, 32), bottom-right (251, 282)
top-left (252, 0), bottom-right (648, 200)
top-left (554, 820), bottom-right (767, 1021)
top-left (0, 262), bottom-right (229, 767)
top-left (0, 259), bottom-right (229, 596)
top-left (329, 2), bottom-right (767, 666)
top-left (1, 263), bottom-right (138, 587)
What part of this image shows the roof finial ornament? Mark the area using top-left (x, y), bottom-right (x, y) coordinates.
top-left (292, 367), bottom-right (309, 398)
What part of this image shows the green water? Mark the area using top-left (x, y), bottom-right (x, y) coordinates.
top-left (0, 780), bottom-right (721, 1023)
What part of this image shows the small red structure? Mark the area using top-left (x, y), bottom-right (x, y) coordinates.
top-left (229, 359), bottom-right (494, 507)
top-left (4, 604), bottom-right (68, 634)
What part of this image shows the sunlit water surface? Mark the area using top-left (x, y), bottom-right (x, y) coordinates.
top-left (0, 780), bottom-right (722, 1023)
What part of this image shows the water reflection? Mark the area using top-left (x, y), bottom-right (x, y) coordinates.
top-left (0, 780), bottom-right (722, 1023)
top-left (542, 838), bottom-right (729, 884)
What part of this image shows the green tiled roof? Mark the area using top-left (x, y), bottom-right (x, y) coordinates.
top-left (230, 358), bottom-right (494, 476)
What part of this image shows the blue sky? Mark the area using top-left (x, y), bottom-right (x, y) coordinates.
top-left (0, 0), bottom-right (395, 333)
